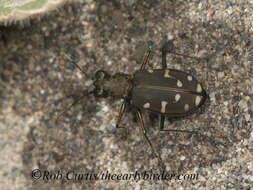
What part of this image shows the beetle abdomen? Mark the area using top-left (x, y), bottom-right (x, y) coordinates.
top-left (132, 69), bottom-right (207, 116)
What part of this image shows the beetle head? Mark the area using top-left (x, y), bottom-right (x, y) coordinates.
top-left (93, 70), bottom-right (110, 97)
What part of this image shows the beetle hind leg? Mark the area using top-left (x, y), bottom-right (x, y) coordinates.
top-left (159, 115), bottom-right (166, 131)
top-left (160, 117), bottom-right (198, 134)
top-left (161, 40), bottom-right (175, 69)
top-left (162, 40), bottom-right (201, 62)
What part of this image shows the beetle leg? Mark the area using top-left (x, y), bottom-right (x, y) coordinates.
top-left (161, 46), bottom-right (167, 69)
top-left (136, 110), bottom-right (146, 133)
top-left (160, 116), bottom-right (194, 134)
top-left (159, 115), bottom-right (165, 131)
top-left (140, 47), bottom-right (152, 70)
top-left (136, 110), bottom-right (165, 172)
top-left (160, 118), bottom-right (198, 134)
top-left (160, 116), bottom-right (197, 133)
top-left (161, 40), bottom-right (175, 69)
top-left (162, 40), bottom-right (201, 61)
top-left (116, 100), bottom-right (127, 128)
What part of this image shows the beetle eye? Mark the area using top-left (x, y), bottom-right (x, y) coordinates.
top-left (95, 70), bottom-right (107, 80)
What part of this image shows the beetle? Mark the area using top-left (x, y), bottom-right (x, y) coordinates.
top-left (93, 42), bottom-right (207, 132)
top-left (59, 41), bottom-right (208, 170)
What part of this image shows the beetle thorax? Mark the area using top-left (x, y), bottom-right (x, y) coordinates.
top-left (104, 73), bottom-right (132, 98)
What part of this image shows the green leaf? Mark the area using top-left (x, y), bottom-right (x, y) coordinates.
top-left (0, 0), bottom-right (67, 25)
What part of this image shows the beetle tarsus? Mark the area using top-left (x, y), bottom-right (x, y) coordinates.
top-left (115, 124), bottom-right (125, 129)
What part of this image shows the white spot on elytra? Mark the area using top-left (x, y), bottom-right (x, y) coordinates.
top-left (161, 101), bottom-right (168, 113)
top-left (177, 80), bottom-right (183, 87)
top-left (195, 96), bottom-right (202, 106)
top-left (164, 70), bottom-right (171, 78)
top-left (197, 84), bottom-right (202, 93)
top-left (187, 75), bottom-right (193, 81)
top-left (184, 104), bottom-right (190, 111)
top-left (143, 103), bottom-right (150, 108)
top-left (175, 94), bottom-right (181, 102)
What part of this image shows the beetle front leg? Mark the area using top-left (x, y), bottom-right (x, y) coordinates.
top-left (116, 100), bottom-right (127, 128)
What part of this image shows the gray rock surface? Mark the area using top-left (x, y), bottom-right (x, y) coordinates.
top-left (0, 0), bottom-right (252, 189)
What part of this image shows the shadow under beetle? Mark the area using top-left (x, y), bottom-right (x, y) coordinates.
top-left (60, 41), bottom-right (208, 170)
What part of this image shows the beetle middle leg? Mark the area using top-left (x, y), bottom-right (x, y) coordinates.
top-left (136, 109), bottom-right (165, 172)
top-left (140, 47), bottom-right (152, 70)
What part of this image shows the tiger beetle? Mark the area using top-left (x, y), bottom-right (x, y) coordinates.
top-left (59, 41), bottom-right (208, 170)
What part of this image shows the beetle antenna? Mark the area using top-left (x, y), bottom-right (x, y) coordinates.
top-left (64, 54), bottom-right (88, 78)
top-left (56, 89), bottom-right (94, 123)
